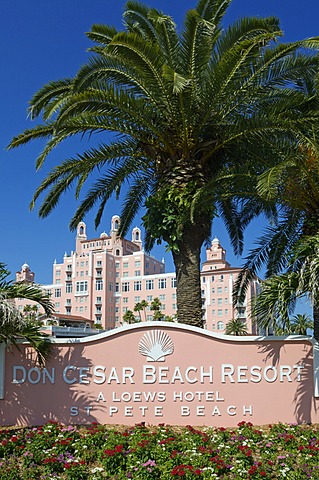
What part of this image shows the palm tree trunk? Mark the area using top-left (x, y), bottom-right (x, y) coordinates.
top-left (172, 220), bottom-right (210, 328)
top-left (313, 302), bottom-right (319, 341)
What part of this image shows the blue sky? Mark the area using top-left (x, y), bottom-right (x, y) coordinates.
top-left (1, 0), bottom-right (319, 285)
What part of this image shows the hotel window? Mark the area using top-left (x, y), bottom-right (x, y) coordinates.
top-left (55, 302), bottom-right (60, 309)
top-left (217, 321), bottom-right (224, 330)
top-left (225, 309), bottom-right (229, 315)
top-left (212, 299), bottom-right (215, 305)
top-left (224, 297), bottom-right (228, 304)
top-left (172, 293), bottom-right (176, 300)
top-left (171, 277), bottom-right (177, 288)
top-left (80, 271), bottom-right (84, 277)
top-left (146, 279), bottom-right (154, 290)
top-left (218, 298), bottom-right (222, 306)
top-left (123, 307), bottom-right (128, 313)
top-left (115, 282), bottom-right (119, 292)
top-left (56, 270), bottom-right (61, 276)
top-left (56, 279), bottom-right (61, 284)
top-left (115, 262), bottom-right (120, 269)
top-left (55, 288), bottom-right (61, 298)
top-left (96, 279), bottom-right (103, 290)
top-left (65, 283), bottom-right (72, 293)
top-left (96, 296), bottom-right (102, 303)
top-left (123, 297), bottom-right (129, 304)
top-left (122, 282), bottom-right (130, 292)
top-left (95, 316), bottom-right (102, 323)
top-left (123, 262), bottom-right (129, 268)
top-left (159, 294), bottom-right (166, 301)
top-left (135, 261), bottom-right (141, 267)
top-left (217, 287), bottom-right (222, 294)
top-left (212, 288), bottom-right (215, 293)
top-left (212, 324), bottom-right (216, 330)
top-left (76, 281), bottom-right (88, 293)
top-left (161, 304), bottom-right (166, 310)
top-left (108, 282), bottom-right (113, 291)
top-left (218, 309), bottom-right (223, 316)
top-left (173, 303), bottom-right (177, 310)
top-left (147, 315), bottom-right (153, 321)
top-left (134, 280), bottom-right (142, 291)
top-left (212, 309), bottom-right (216, 315)
top-left (80, 261), bottom-right (84, 267)
top-left (158, 278), bottom-right (166, 289)
top-left (224, 286), bottom-right (228, 292)
top-left (97, 260), bottom-right (102, 266)
top-left (134, 270), bottom-right (141, 277)
top-left (66, 299), bottom-right (71, 305)
top-left (123, 272), bottom-right (129, 278)
top-left (134, 296), bottom-right (141, 303)
top-left (147, 295), bottom-right (153, 302)
top-left (79, 306), bottom-right (83, 313)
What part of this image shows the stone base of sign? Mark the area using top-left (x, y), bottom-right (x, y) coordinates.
top-left (0, 323), bottom-right (318, 427)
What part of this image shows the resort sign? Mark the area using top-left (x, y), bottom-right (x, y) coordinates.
top-left (0, 323), bottom-right (318, 426)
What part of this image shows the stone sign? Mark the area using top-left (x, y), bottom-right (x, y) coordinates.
top-left (0, 323), bottom-right (318, 426)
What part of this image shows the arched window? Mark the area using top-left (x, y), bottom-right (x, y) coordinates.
top-left (135, 231), bottom-right (140, 241)
top-left (115, 249), bottom-right (120, 256)
top-left (79, 226), bottom-right (84, 235)
top-left (114, 219), bottom-right (119, 230)
top-left (217, 321), bottom-right (224, 331)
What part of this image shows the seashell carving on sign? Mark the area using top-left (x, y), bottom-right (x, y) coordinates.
top-left (138, 330), bottom-right (174, 362)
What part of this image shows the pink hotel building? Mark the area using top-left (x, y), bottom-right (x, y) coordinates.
top-left (16, 215), bottom-right (260, 333)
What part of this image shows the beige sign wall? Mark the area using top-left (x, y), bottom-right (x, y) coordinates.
top-left (0, 323), bottom-right (318, 426)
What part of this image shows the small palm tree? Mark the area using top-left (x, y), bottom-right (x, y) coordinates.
top-left (122, 309), bottom-right (136, 324)
top-left (150, 297), bottom-right (164, 320)
top-left (225, 318), bottom-right (248, 336)
top-left (134, 300), bottom-right (148, 322)
top-left (0, 263), bottom-right (54, 365)
top-left (290, 313), bottom-right (312, 335)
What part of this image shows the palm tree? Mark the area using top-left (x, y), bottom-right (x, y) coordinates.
top-left (150, 297), bottom-right (164, 320)
top-left (252, 235), bottom-right (319, 338)
top-left (236, 134), bottom-right (319, 339)
top-left (23, 304), bottom-right (40, 322)
top-left (0, 263), bottom-right (54, 365)
top-left (8, 0), bottom-right (319, 327)
top-left (291, 314), bottom-right (312, 335)
top-left (122, 309), bottom-right (136, 324)
top-left (134, 300), bottom-right (148, 322)
top-left (225, 318), bottom-right (248, 336)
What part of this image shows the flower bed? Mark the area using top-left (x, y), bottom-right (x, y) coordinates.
top-left (1, 421), bottom-right (319, 479)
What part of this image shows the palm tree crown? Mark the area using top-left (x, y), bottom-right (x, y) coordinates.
top-left (8, 0), bottom-right (319, 327)
top-left (0, 263), bottom-right (54, 365)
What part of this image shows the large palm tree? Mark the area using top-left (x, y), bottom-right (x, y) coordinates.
top-left (0, 263), bottom-right (54, 365)
top-left (236, 131), bottom-right (319, 338)
top-left (8, 0), bottom-right (319, 327)
top-left (252, 235), bottom-right (319, 339)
